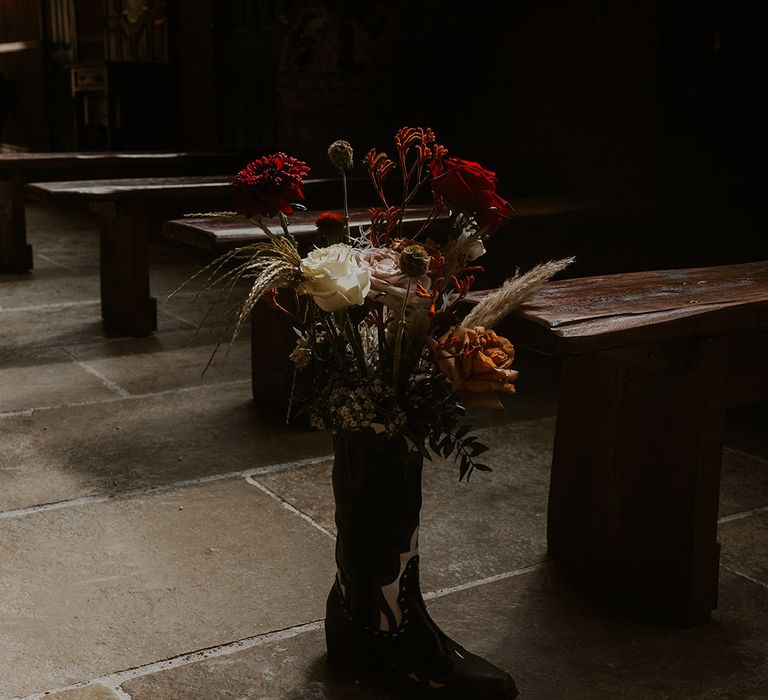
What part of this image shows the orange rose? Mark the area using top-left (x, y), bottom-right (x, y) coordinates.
top-left (427, 325), bottom-right (518, 409)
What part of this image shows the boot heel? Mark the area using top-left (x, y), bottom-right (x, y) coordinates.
top-left (325, 618), bottom-right (374, 672)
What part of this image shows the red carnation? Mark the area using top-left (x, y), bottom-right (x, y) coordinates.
top-left (232, 153), bottom-right (310, 218)
top-left (430, 157), bottom-right (515, 236)
top-left (315, 210), bottom-right (346, 229)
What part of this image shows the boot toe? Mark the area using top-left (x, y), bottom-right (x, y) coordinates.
top-left (434, 645), bottom-right (518, 699)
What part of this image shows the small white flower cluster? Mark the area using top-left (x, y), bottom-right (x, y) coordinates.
top-left (358, 322), bottom-right (380, 364)
top-left (309, 379), bottom-right (406, 436)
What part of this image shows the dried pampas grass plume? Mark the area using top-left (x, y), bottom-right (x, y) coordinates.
top-left (463, 257), bottom-right (575, 330)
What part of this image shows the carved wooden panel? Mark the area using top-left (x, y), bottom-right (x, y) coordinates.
top-left (45, 0), bottom-right (77, 60)
top-left (104, 0), bottom-right (168, 62)
top-left (215, 0), bottom-right (290, 151)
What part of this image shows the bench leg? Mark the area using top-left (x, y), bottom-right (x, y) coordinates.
top-left (547, 337), bottom-right (728, 627)
top-left (0, 175), bottom-right (34, 272)
top-left (94, 201), bottom-right (157, 336)
top-left (250, 292), bottom-right (300, 418)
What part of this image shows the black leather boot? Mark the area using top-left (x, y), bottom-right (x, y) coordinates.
top-left (325, 428), bottom-right (519, 699)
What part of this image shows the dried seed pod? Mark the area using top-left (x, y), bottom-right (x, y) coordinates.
top-left (327, 139), bottom-right (354, 173)
top-left (399, 244), bottom-right (430, 279)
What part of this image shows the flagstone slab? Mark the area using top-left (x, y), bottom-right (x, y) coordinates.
top-left (719, 511), bottom-right (768, 586)
top-left (0, 348), bottom-right (118, 414)
top-left (0, 382), bottom-right (328, 512)
top-left (0, 262), bottom-right (98, 309)
top-left (156, 291), bottom-right (254, 338)
top-left (44, 684), bottom-right (122, 700)
top-left (120, 566), bottom-right (768, 700)
top-left (65, 329), bottom-right (251, 396)
top-left (257, 420), bottom-right (556, 592)
top-left (25, 201), bottom-right (99, 242)
top-left (719, 448), bottom-right (768, 517)
top-left (0, 302), bottom-right (191, 353)
top-left (149, 261), bottom-right (223, 298)
top-left (0, 478), bottom-right (335, 698)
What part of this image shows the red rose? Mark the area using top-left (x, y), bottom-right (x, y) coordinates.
top-left (232, 152), bottom-right (310, 218)
top-left (431, 157), bottom-right (497, 203)
top-left (473, 189), bottom-right (516, 236)
top-left (430, 157), bottom-right (514, 235)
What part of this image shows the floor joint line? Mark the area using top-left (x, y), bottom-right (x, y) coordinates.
top-left (65, 351), bottom-right (131, 398)
top-left (0, 378), bottom-right (250, 419)
top-left (0, 454), bottom-right (332, 521)
top-left (159, 307), bottom-right (198, 329)
top-left (17, 619), bottom-right (325, 700)
top-left (0, 298), bottom-right (99, 313)
top-left (721, 564), bottom-right (768, 591)
top-left (718, 503), bottom-right (768, 524)
top-left (423, 560), bottom-right (553, 600)
top-left (245, 475), bottom-right (336, 540)
top-left (34, 251), bottom-right (78, 272)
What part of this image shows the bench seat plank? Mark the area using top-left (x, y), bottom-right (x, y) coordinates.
top-left (0, 151), bottom-right (234, 170)
top-left (24, 175), bottom-right (232, 202)
top-left (474, 262), bottom-right (768, 355)
top-left (164, 203), bottom-right (438, 252)
top-left (24, 174), bottom-right (371, 203)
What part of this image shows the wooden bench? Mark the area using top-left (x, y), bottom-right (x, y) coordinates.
top-left (473, 261), bottom-right (768, 627)
top-left (24, 175), bottom-right (364, 336)
top-left (0, 151), bottom-right (243, 272)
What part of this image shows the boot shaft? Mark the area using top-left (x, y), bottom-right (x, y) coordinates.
top-left (332, 429), bottom-right (424, 624)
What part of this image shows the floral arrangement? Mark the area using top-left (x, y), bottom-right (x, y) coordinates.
top-left (184, 127), bottom-right (571, 480)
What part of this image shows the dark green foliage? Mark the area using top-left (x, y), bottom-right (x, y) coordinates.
top-left (406, 369), bottom-right (491, 481)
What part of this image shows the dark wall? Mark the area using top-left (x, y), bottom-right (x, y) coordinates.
top-left (0, 0), bottom-right (763, 249)
top-left (173, 0), bottom-right (217, 150)
top-left (270, 1), bottom-right (660, 193)
top-left (0, 0), bottom-right (50, 150)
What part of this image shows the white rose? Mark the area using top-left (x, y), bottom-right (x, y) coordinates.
top-left (300, 244), bottom-right (372, 312)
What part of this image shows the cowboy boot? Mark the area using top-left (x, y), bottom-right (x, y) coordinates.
top-left (325, 428), bottom-right (519, 699)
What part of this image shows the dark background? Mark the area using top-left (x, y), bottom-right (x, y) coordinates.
top-left (0, 0), bottom-right (764, 262)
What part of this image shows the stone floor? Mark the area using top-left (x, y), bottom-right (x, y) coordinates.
top-left (1, 202), bottom-right (767, 700)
